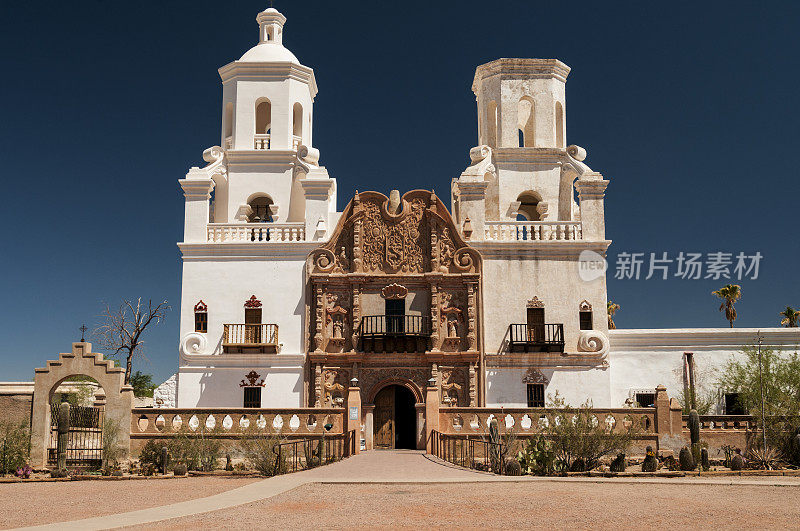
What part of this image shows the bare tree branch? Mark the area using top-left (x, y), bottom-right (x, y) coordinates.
top-left (93, 298), bottom-right (170, 384)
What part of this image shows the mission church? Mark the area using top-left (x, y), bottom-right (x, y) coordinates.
top-left (157, 6), bottom-right (799, 450)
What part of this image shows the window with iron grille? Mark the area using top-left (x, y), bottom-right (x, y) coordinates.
top-left (579, 310), bottom-right (593, 330)
top-left (635, 392), bottom-right (656, 408)
top-left (527, 383), bottom-right (545, 408)
top-left (243, 387), bottom-right (261, 408)
top-left (195, 311), bottom-right (207, 333)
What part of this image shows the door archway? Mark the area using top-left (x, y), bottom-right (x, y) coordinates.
top-left (373, 384), bottom-right (417, 449)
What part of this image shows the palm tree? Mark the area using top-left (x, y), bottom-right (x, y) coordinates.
top-left (711, 284), bottom-right (742, 328)
top-left (607, 300), bottom-right (620, 330)
top-left (780, 306), bottom-right (800, 327)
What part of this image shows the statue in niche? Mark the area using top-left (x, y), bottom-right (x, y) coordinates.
top-left (332, 314), bottom-right (344, 339)
top-left (338, 246), bottom-right (349, 272)
top-left (447, 316), bottom-right (459, 338)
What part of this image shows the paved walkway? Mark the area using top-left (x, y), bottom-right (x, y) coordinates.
top-left (16, 450), bottom-right (800, 530)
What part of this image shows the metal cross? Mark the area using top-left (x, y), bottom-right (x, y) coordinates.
top-left (79, 324), bottom-right (88, 342)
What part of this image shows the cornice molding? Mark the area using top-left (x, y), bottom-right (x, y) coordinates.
top-left (609, 328), bottom-right (800, 350)
top-left (471, 240), bottom-right (611, 259)
top-left (218, 62), bottom-right (318, 98)
top-left (472, 58), bottom-right (571, 92)
top-left (178, 242), bottom-right (320, 261)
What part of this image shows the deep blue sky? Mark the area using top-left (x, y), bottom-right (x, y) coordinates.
top-left (2, 1), bottom-right (799, 383)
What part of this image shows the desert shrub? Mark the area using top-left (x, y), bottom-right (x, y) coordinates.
top-left (0, 421), bottom-right (29, 475)
top-left (545, 393), bottom-right (638, 471)
top-left (746, 446), bottom-right (782, 470)
top-left (237, 428), bottom-right (285, 476)
top-left (139, 439), bottom-right (166, 472)
top-left (102, 417), bottom-right (125, 469)
top-left (167, 427), bottom-right (224, 471)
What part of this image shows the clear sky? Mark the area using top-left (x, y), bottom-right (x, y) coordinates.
top-left (2, 1), bottom-right (799, 383)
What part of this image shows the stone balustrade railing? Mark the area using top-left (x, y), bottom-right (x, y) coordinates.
top-left (207, 223), bottom-right (306, 243)
top-left (439, 407), bottom-right (656, 436)
top-left (131, 408), bottom-right (344, 438)
top-left (683, 415), bottom-right (755, 431)
top-left (253, 134), bottom-right (270, 150)
top-left (484, 221), bottom-right (582, 241)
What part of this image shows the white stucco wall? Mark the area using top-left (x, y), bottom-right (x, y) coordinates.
top-left (177, 363), bottom-right (304, 408)
top-left (486, 366), bottom-right (611, 407)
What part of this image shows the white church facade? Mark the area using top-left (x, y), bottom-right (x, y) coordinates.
top-left (159, 7), bottom-right (799, 445)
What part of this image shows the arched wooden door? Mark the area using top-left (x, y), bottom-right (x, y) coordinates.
top-left (373, 386), bottom-right (394, 449)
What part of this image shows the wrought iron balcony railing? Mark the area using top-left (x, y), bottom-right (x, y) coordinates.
top-left (223, 323), bottom-right (279, 353)
top-left (507, 323), bottom-right (565, 352)
top-left (360, 315), bottom-right (432, 338)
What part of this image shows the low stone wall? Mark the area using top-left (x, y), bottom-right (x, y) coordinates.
top-left (680, 415), bottom-right (755, 454)
top-left (0, 395), bottom-right (33, 427)
top-left (438, 406), bottom-right (660, 455)
top-left (130, 408), bottom-right (345, 456)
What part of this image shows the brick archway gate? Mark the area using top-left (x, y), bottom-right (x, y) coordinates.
top-left (30, 342), bottom-right (134, 468)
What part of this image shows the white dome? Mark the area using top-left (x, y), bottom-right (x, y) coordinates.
top-left (239, 43), bottom-right (299, 63)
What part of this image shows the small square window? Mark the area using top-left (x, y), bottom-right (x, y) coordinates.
top-left (243, 387), bottom-right (261, 408)
top-left (527, 383), bottom-right (545, 408)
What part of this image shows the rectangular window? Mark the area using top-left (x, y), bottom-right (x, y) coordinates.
top-left (243, 387), bottom-right (261, 408)
top-left (527, 383), bottom-right (545, 408)
top-left (635, 392), bottom-right (656, 408)
top-left (725, 392), bottom-right (746, 415)
top-left (195, 312), bottom-right (207, 333)
top-left (579, 311), bottom-right (593, 330)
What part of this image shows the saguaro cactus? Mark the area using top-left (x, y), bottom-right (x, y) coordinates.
top-left (688, 409), bottom-right (700, 446)
top-left (489, 417), bottom-right (502, 474)
top-left (57, 402), bottom-right (70, 472)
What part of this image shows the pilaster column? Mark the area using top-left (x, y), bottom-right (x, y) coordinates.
top-left (300, 176), bottom-right (335, 241)
top-left (346, 384), bottom-right (361, 454)
top-left (179, 170), bottom-right (214, 243)
top-left (575, 174), bottom-right (609, 241)
top-left (425, 382), bottom-right (440, 453)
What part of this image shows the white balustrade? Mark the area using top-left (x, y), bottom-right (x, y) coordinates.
top-left (254, 134), bottom-right (271, 150)
top-left (207, 223), bottom-right (306, 242)
top-left (484, 221), bottom-right (583, 241)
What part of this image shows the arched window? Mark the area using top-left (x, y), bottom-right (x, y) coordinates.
top-left (555, 101), bottom-right (564, 148)
top-left (517, 96), bottom-right (535, 147)
top-left (292, 103), bottom-right (303, 139)
top-left (194, 300), bottom-right (208, 333)
top-left (248, 195), bottom-right (274, 223)
top-left (516, 191), bottom-right (542, 222)
top-left (255, 99), bottom-right (272, 134)
top-left (486, 100), bottom-right (498, 146)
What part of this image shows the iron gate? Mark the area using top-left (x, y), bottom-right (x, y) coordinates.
top-left (48, 404), bottom-right (104, 469)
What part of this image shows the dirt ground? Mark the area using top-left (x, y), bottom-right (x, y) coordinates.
top-left (0, 476), bottom-right (258, 529)
top-left (139, 481), bottom-right (800, 530)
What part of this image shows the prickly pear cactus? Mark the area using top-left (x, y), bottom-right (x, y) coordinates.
top-left (688, 409), bottom-right (700, 446)
top-left (678, 446), bottom-right (695, 471)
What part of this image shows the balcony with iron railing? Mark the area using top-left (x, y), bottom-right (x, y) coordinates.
top-left (507, 323), bottom-right (565, 352)
top-left (223, 323), bottom-right (279, 353)
top-left (484, 221), bottom-right (582, 241)
top-left (359, 315), bottom-right (432, 353)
